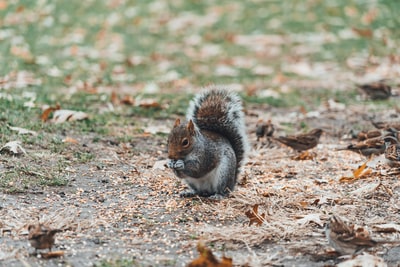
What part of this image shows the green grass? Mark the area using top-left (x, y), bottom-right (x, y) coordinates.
top-left (0, 159), bottom-right (68, 193)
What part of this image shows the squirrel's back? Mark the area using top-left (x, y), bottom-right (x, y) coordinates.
top-left (187, 86), bottom-right (249, 171)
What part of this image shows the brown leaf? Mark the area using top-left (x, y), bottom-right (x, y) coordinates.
top-left (339, 176), bottom-right (355, 183)
top-left (272, 72), bottom-right (288, 84)
top-left (41, 104), bottom-right (61, 122)
top-left (0, 1), bottom-right (7, 10)
top-left (339, 161), bottom-right (372, 183)
top-left (10, 46), bottom-right (34, 62)
top-left (62, 136), bottom-right (79, 144)
top-left (362, 8), bottom-right (378, 25)
top-left (40, 251), bottom-right (65, 259)
top-left (137, 98), bottom-right (161, 108)
top-left (188, 243), bottom-right (232, 267)
top-left (292, 151), bottom-right (316, 160)
top-left (16, 5), bottom-right (24, 12)
top-left (70, 45), bottom-right (79, 56)
top-left (245, 204), bottom-right (265, 226)
top-left (352, 27), bottom-right (373, 38)
top-left (299, 201), bottom-right (309, 208)
top-left (110, 91), bottom-right (120, 105)
top-left (121, 95), bottom-right (135, 105)
top-left (299, 106), bottom-right (307, 115)
top-left (353, 162), bottom-right (370, 178)
top-left (172, 78), bottom-right (190, 88)
top-left (344, 6), bottom-right (359, 17)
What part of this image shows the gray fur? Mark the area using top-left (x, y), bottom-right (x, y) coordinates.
top-left (186, 85), bottom-right (249, 170)
top-left (169, 86), bottom-right (248, 197)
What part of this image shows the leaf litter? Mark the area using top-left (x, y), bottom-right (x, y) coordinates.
top-left (0, 140), bottom-right (27, 155)
top-left (1, 1), bottom-right (400, 266)
top-left (2, 91), bottom-right (400, 266)
top-left (8, 125), bottom-right (37, 136)
top-left (188, 243), bottom-right (232, 267)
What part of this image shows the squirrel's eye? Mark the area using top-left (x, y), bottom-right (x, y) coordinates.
top-left (182, 138), bottom-right (189, 147)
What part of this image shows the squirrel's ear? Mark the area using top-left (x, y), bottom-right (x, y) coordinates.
top-left (173, 118), bottom-right (181, 128)
top-left (187, 120), bottom-right (195, 135)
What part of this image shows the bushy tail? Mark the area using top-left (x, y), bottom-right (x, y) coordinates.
top-left (187, 86), bottom-right (249, 172)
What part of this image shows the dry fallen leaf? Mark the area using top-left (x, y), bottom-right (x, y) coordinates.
top-left (373, 223), bottom-right (400, 233)
top-left (137, 98), bottom-right (161, 108)
top-left (110, 92), bottom-right (136, 106)
top-left (353, 162), bottom-right (372, 178)
top-left (62, 136), bottom-right (79, 144)
top-left (0, 1), bottom-right (7, 10)
top-left (215, 65), bottom-right (239, 77)
top-left (337, 253), bottom-right (386, 267)
top-left (143, 125), bottom-right (170, 135)
top-left (362, 8), bottom-right (378, 25)
top-left (0, 141), bottom-right (27, 155)
top-left (51, 110), bottom-right (89, 123)
top-left (350, 181), bottom-right (381, 196)
top-left (110, 91), bottom-right (120, 105)
top-left (325, 99), bottom-right (346, 111)
top-left (339, 161), bottom-right (372, 182)
top-left (291, 151), bottom-right (316, 160)
top-left (296, 213), bottom-right (323, 227)
top-left (245, 204), bottom-right (265, 226)
top-left (10, 46), bottom-right (34, 62)
top-left (299, 201), bottom-right (309, 208)
top-left (272, 72), bottom-right (288, 84)
top-left (41, 104), bottom-right (61, 122)
top-left (153, 160), bottom-right (167, 170)
top-left (8, 126), bottom-right (38, 136)
top-left (351, 27), bottom-right (373, 38)
top-left (120, 95), bottom-right (135, 105)
top-left (188, 243), bottom-right (232, 267)
top-left (40, 251), bottom-right (65, 259)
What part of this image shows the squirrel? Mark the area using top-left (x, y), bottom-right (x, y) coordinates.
top-left (167, 86), bottom-right (249, 198)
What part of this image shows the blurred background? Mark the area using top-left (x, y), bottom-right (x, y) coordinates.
top-left (1, 0), bottom-right (399, 98)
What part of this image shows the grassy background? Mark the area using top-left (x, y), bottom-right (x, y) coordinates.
top-left (1, 0), bottom-right (399, 105)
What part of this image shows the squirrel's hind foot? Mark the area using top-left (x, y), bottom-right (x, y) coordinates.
top-left (179, 190), bottom-right (226, 200)
top-left (179, 190), bottom-right (197, 198)
top-left (207, 194), bottom-right (225, 200)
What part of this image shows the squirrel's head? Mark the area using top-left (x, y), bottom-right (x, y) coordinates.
top-left (167, 118), bottom-right (196, 160)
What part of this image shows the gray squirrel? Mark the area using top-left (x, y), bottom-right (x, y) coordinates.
top-left (167, 86), bottom-right (249, 198)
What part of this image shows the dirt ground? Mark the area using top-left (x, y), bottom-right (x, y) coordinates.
top-left (1, 97), bottom-right (400, 267)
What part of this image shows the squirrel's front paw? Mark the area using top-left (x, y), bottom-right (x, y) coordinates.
top-left (167, 159), bottom-right (175, 169)
top-left (173, 159), bottom-right (185, 170)
top-left (167, 159), bottom-right (185, 170)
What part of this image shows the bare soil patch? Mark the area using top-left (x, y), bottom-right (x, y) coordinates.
top-left (1, 101), bottom-right (400, 267)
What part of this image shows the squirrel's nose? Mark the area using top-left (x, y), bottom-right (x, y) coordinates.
top-left (168, 153), bottom-right (179, 160)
